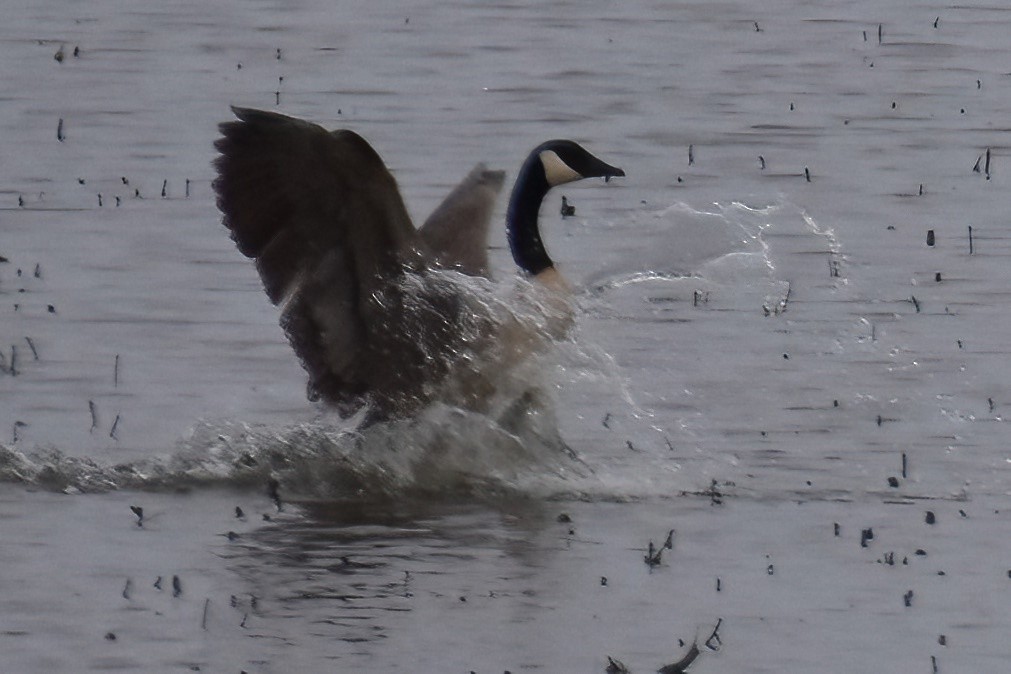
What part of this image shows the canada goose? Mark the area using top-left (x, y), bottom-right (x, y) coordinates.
top-left (213, 107), bottom-right (624, 423)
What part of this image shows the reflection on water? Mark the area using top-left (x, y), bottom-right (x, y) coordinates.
top-left (227, 498), bottom-right (556, 649)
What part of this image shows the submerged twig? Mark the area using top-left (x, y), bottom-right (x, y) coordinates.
top-left (645, 540), bottom-right (664, 567)
top-left (658, 643), bottom-right (700, 674)
top-left (605, 655), bottom-right (630, 673)
top-left (24, 337), bottom-right (39, 360)
top-left (704, 618), bottom-right (723, 651)
top-left (268, 478), bottom-right (282, 511)
top-left (658, 619), bottom-right (723, 674)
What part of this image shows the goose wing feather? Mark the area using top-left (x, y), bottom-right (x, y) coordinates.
top-left (214, 107), bottom-right (451, 418)
top-left (419, 164), bottom-right (505, 278)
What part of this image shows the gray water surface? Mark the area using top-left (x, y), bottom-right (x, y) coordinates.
top-left (2, 1), bottom-right (1010, 671)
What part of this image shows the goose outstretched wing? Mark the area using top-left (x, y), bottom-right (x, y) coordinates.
top-left (419, 164), bottom-right (505, 278)
top-left (214, 107), bottom-right (446, 418)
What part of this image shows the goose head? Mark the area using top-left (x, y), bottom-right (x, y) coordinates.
top-left (535, 139), bottom-right (626, 186)
top-left (507, 140), bottom-right (623, 276)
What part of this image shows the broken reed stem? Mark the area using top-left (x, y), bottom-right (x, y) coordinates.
top-left (968, 225), bottom-right (974, 255)
top-left (89, 400), bottom-right (98, 432)
top-left (201, 598), bottom-right (210, 630)
top-left (110, 413), bottom-right (121, 440)
top-left (24, 337), bottom-right (39, 360)
top-left (705, 618), bottom-right (723, 651)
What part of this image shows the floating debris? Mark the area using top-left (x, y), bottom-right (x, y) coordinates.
top-left (560, 195), bottom-right (575, 217)
top-left (606, 655), bottom-right (630, 673)
top-left (645, 540), bottom-right (664, 568)
top-left (860, 527), bottom-right (874, 548)
top-left (657, 618), bottom-right (723, 674)
top-left (267, 478), bottom-right (282, 510)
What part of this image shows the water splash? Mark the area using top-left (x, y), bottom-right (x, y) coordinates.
top-left (0, 399), bottom-right (592, 498)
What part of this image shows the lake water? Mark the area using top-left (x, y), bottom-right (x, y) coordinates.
top-left (1, 0), bottom-right (1009, 672)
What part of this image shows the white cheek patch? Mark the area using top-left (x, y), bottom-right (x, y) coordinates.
top-left (539, 150), bottom-right (582, 186)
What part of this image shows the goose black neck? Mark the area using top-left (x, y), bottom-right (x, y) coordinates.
top-left (506, 154), bottom-right (553, 276)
